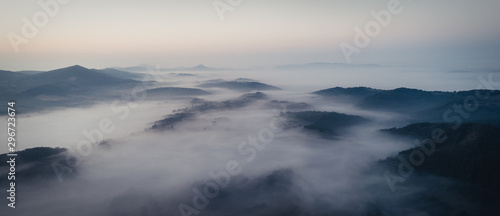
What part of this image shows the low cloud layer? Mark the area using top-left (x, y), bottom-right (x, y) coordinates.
top-left (1, 67), bottom-right (498, 215)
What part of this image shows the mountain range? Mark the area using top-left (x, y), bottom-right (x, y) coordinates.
top-left (314, 87), bottom-right (500, 125)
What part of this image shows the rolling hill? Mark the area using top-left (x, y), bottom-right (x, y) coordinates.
top-left (314, 87), bottom-right (500, 124)
top-left (0, 65), bottom-right (142, 114)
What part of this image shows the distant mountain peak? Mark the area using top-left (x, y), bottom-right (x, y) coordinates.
top-left (193, 64), bottom-right (209, 69)
top-left (46, 65), bottom-right (90, 74)
top-left (189, 64), bottom-right (214, 71)
top-left (164, 64), bottom-right (218, 71)
top-left (66, 65), bottom-right (87, 70)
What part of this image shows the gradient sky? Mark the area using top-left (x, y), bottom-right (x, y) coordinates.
top-left (1, 0), bottom-right (500, 71)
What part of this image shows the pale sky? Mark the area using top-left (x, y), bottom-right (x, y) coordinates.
top-left (1, 0), bottom-right (500, 71)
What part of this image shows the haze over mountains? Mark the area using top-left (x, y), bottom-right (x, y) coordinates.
top-left (0, 65), bottom-right (284, 114)
top-left (111, 62), bottom-right (389, 73)
top-left (2, 0), bottom-right (499, 214)
top-left (0, 64), bottom-right (499, 215)
top-left (113, 64), bottom-right (229, 73)
top-left (314, 87), bottom-right (500, 125)
top-left (0, 65), bottom-right (143, 114)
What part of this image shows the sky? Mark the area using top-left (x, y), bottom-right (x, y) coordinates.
top-left (1, 0), bottom-right (500, 71)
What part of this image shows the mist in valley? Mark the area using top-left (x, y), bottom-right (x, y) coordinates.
top-left (1, 65), bottom-right (499, 216)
